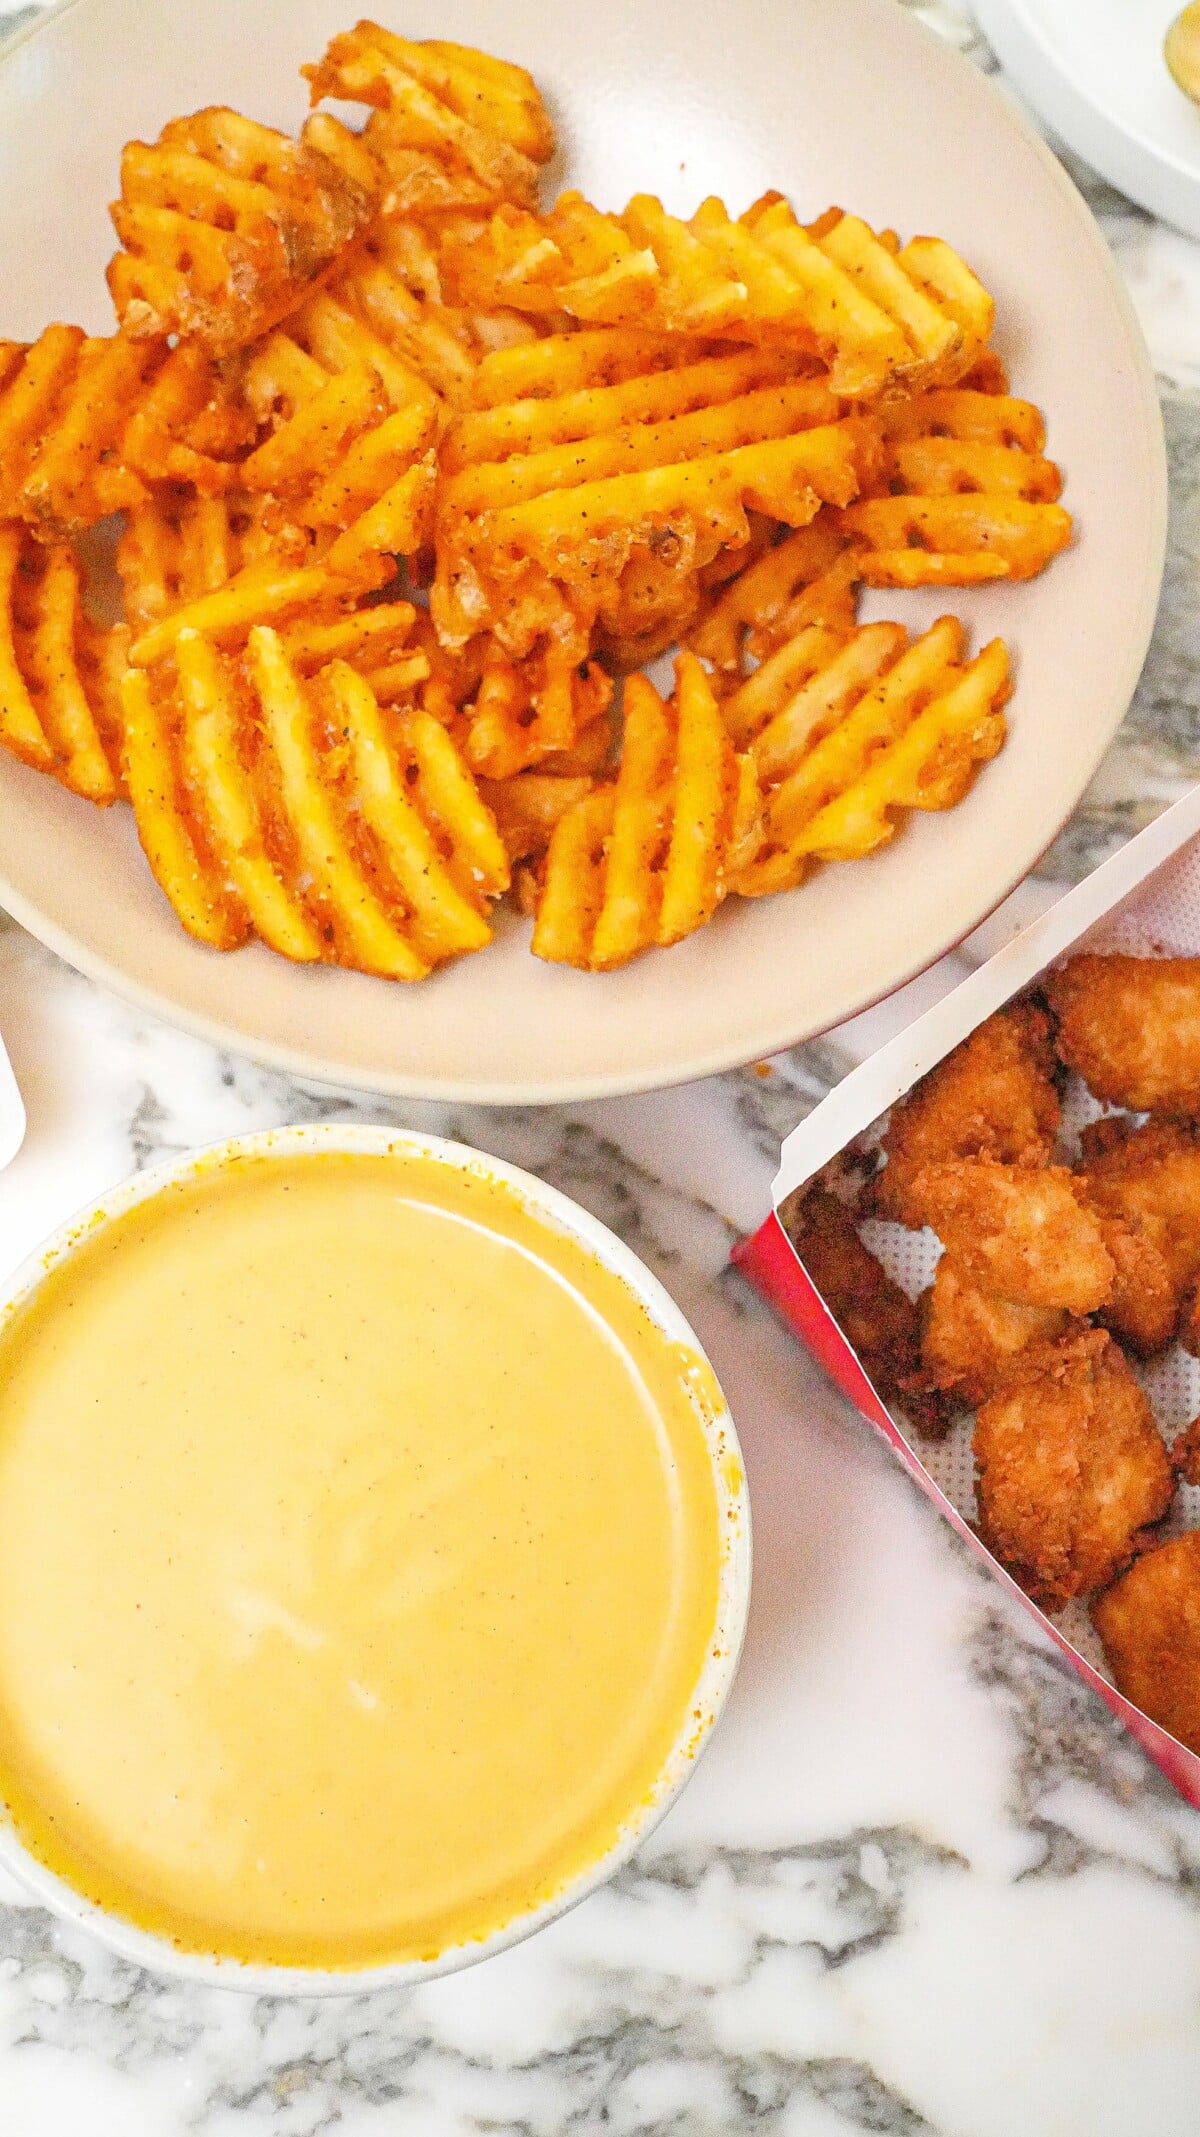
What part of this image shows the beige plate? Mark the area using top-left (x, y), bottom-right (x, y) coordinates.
top-left (0, 0), bottom-right (1166, 1103)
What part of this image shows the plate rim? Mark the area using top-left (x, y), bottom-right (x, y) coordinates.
top-left (0, 0), bottom-right (1169, 1105)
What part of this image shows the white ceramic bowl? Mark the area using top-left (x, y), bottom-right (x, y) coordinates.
top-left (0, 1124), bottom-right (751, 1993)
top-left (976, 0), bottom-right (1200, 243)
top-left (0, 0), bottom-right (1166, 1100)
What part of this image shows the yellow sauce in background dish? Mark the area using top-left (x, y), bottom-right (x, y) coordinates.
top-left (0, 1150), bottom-right (724, 1971)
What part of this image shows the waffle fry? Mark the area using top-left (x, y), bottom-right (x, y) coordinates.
top-left (689, 384), bottom-right (1069, 667)
top-left (108, 107), bottom-right (378, 354)
top-left (433, 332), bottom-right (876, 657)
top-left (831, 383), bottom-right (1070, 586)
top-left (238, 333), bottom-right (441, 579)
top-left (687, 519), bottom-right (860, 676)
top-left (117, 491), bottom-right (309, 634)
top-left (0, 328), bottom-right (156, 535)
top-left (117, 340), bottom-right (256, 495)
top-left (440, 190), bottom-right (993, 396)
top-left (276, 600), bottom-right (429, 699)
top-left (730, 614), bottom-right (1010, 895)
top-left (0, 525), bottom-right (123, 802)
top-left (118, 478), bottom-right (405, 668)
top-left (531, 652), bottom-right (756, 968)
top-left (460, 650), bottom-right (613, 780)
top-left (303, 23), bottom-right (553, 217)
top-left (122, 662), bottom-right (251, 949)
top-left (122, 626), bottom-right (507, 975)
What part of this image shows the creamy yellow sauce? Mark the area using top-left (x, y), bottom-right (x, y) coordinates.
top-left (0, 1151), bottom-right (722, 1970)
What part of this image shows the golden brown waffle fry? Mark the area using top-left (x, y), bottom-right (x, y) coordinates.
top-left (433, 332), bottom-right (877, 657)
top-left (460, 650), bottom-right (613, 780)
top-left (729, 613), bottom-right (1010, 895)
top-left (830, 384), bottom-right (1071, 586)
top-left (117, 340), bottom-right (256, 495)
top-left (303, 23), bottom-right (553, 217)
top-left (0, 525), bottom-right (124, 802)
top-left (0, 328), bottom-right (157, 536)
top-left (117, 490), bottom-right (308, 633)
top-left (121, 625), bottom-right (507, 975)
top-left (238, 327), bottom-right (441, 579)
top-left (531, 651), bottom-right (755, 968)
top-left (687, 519), bottom-right (860, 676)
top-left (118, 482), bottom-right (403, 668)
top-left (276, 600), bottom-right (429, 698)
top-left (108, 107), bottom-right (378, 355)
top-left (690, 385), bottom-right (1069, 669)
top-left (440, 189), bottom-right (993, 395)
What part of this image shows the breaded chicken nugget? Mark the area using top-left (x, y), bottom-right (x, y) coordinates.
top-left (920, 1254), bottom-right (1070, 1409)
top-left (1079, 1119), bottom-right (1200, 1306)
top-left (910, 1157), bottom-right (1114, 1311)
top-left (975, 1329), bottom-right (1174, 1610)
top-left (782, 1185), bottom-right (950, 1438)
top-left (872, 1002), bottom-right (1060, 1229)
top-left (1047, 954), bottom-right (1200, 1115)
top-left (1093, 1531), bottom-right (1200, 1755)
top-left (1093, 1213), bottom-right (1179, 1359)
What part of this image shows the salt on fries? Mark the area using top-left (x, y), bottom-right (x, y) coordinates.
top-left (0, 23), bottom-right (1073, 981)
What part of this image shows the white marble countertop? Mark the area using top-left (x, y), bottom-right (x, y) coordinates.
top-left (3, 2), bottom-right (1200, 2131)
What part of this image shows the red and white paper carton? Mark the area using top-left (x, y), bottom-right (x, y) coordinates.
top-left (734, 784), bottom-right (1200, 1805)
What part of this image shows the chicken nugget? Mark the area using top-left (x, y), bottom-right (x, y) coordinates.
top-left (1093, 1213), bottom-right (1179, 1359)
top-left (1047, 953), bottom-right (1200, 1115)
top-left (872, 1002), bottom-right (1060, 1229)
top-left (909, 1157), bottom-right (1114, 1312)
top-left (1079, 1119), bottom-right (1200, 1304)
top-left (782, 1184), bottom-right (950, 1438)
top-left (1092, 1531), bottom-right (1200, 1755)
top-left (919, 1254), bottom-right (1070, 1409)
top-left (975, 1328), bottom-right (1174, 1610)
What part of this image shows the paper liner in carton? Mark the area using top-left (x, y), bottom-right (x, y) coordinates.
top-left (734, 785), bottom-right (1200, 1806)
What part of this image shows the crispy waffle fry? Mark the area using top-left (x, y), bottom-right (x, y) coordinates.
top-left (303, 22), bottom-right (553, 217)
top-left (829, 383), bottom-right (1070, 586)
top-left (433, 332), bottom-right (876, 656)
top-left (460, 650), bottom-right (613, 780)
top-left (117, 491), bottom-right (310, 634)
top-left (0, 328), bottom-right (156, 535)
top-left (122, 625), bottom-right (507, 975)
top-left (687, 519), bottom-right (860, 675)
top-left (276, 600), bottom-right (429, 699)
top-left (108, 107), bottom-right (378, 354)
top-left (689, 384), bottom-right (1069, 666)
top-left (0, 525), bottom-right (124, 802)
top-left (118, 484), bottom-right (404, 667)
top-left (122, 662), bottom-right (250, 949)
top-left (238, 333), bottom-right (441, 579)
top-left (117, 341), bottom-right (256, 496)
top-left (729, 613), bottom-right (1010, 895)
top-left (440, 190), bottom-right (993, 395)
top-left (531, 651), bottom-right (755, 968)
